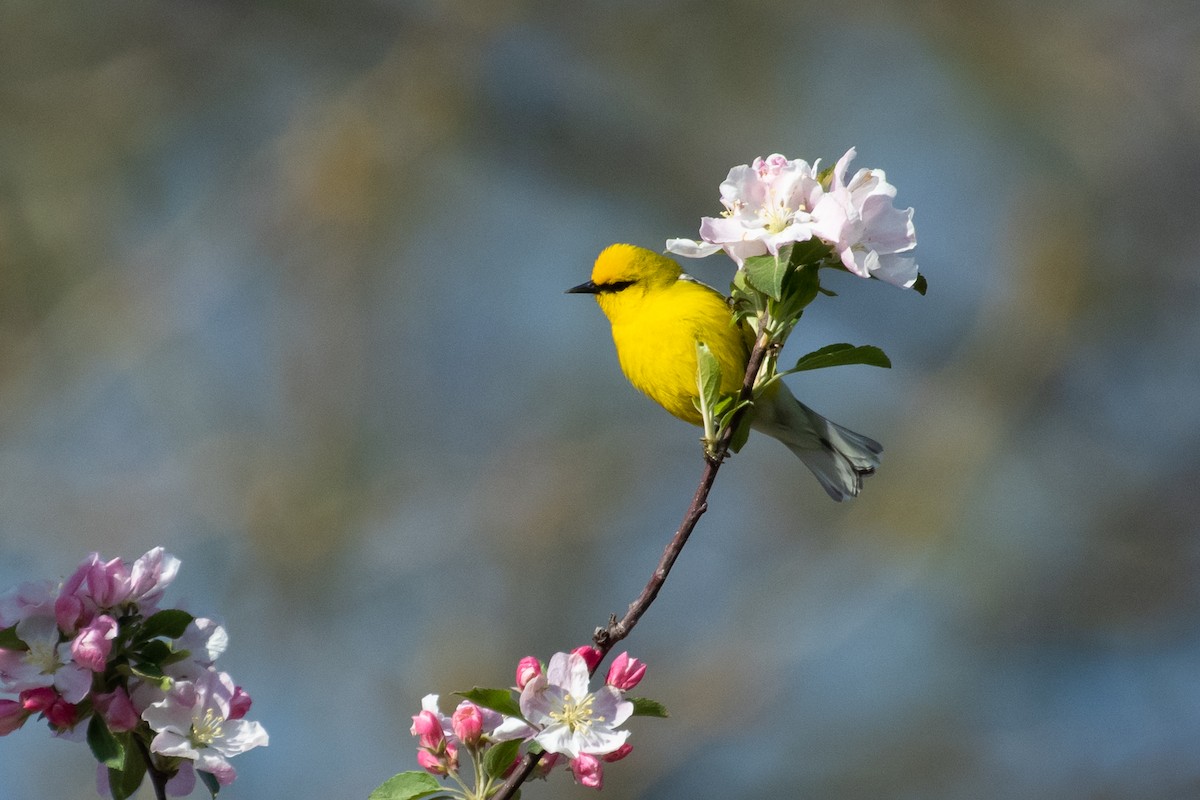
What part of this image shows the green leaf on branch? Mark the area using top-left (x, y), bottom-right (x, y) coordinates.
top-left (368, 771), bottom-right (445, 800)
top-left (728, 413), bottom-right (753, 454)
top-left (455, 687), bottom-right (523, 720)
top-left (695, 342), bottom-right (722, 415)
top-left (790, 343), bottom-right (892, 373)
top-left (484, 738), bottom-right (523, 779)
top-left (0, 625), bottom-right (26, 650)
top-left (628, 696), bottom-right (669, 718)
top-left (912, 273), bottom-right (928, 295)
top-left (743, 251), bottom-right (788, 300)
top-left (87, 714), bottom-right (125, 768)
top-left (140, 609), bottom-right (194, 640)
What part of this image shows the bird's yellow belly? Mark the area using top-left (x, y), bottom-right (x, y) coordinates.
top-left (610, 304), bottom-right (746, 427)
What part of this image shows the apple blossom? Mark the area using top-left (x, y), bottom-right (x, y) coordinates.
top-left (810, 147), bottom-right (918, 288)
top-left (667, 153), bottom-right (823, 267)
top-left (519, 651), bottom-right (633, 760)
top-left (667, 149), bottom-right (919, 290)
top-left (142, 668), bottom-right (269, 787)
top-left (0, 581), bottom-right (56, 629)
top-left (0, 614), bottom-right (92, 704)
top-left (2, 548), bottom-right (267, 798)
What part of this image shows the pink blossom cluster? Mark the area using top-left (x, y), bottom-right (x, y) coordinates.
top-left (410, 645), bottom-right (650, 796)
top-left (666, 148), bottom-right (919, 289)
top-left (0, 548), bottom-right (268, 797)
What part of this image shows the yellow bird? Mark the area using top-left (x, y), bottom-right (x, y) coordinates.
top-left (569, 243), bottom-right (881, 500)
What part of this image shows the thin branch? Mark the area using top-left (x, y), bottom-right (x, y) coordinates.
top-left (489, 330), bottom-right (772, 800)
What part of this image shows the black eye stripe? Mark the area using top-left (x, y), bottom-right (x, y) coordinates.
top-left (598, 280), bottom-right (636, 293)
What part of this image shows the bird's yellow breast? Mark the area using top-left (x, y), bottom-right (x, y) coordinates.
top-left (601, 278), bottom-right (749, 426)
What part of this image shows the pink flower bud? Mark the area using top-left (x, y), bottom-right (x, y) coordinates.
top-left (417, 740), bottom-right (458, 776)
top-left (25, 689), bottom-right (80, 730)
top-left (410, 709), bottom-right (444, 749)
top-left (605, 651), bottom-right (646, 690)
top-left (451, 703), bottom-right (483, 746)
top-left (93, 688), bottom-right (140, 733)
top-left (70, 614), bottom-right (118, 672)
top-left (515, 656), bottom-right (542, 690)
top-left (0, 699), bottom-right (28, 736)
top-left (20, 687), bottom-right (57, 713)
top-left (571, 645), bottom-right (603, 673)
top-left (228, 686), bottom-right (253, 720)
top-left (570, 753), bottom-right (604, 789)
top-left (416, 748), bottom-right (446, 776)
top-left (602, 743), bottom-right (633, 763)
top-left (86, 556), bottom-right (134, 609)
top-left (55, 560), bottom-right (93, 633)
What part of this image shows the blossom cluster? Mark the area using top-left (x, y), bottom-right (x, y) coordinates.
top-left (0, 548), bottom-right (268, 798)
top-left (666, 148), bottom-right (919, 289)
top-left (400, 646), bottom-right (655, 799)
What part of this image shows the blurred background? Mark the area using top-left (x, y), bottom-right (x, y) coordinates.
top-left (2, 0), bottom-right (1199, 797)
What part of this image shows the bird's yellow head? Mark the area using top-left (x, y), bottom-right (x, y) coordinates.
top-left (566, 244), bottom-right (683, 320)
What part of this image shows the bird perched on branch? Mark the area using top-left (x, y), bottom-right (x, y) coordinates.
top-left (568, 243), bottom-right (880, 500)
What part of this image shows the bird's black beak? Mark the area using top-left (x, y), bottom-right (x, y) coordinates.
top-left (566, 280), bottom-right (600, 294)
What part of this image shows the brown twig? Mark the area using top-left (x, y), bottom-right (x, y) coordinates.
top-left (489, 330), bottom-right (771, 800)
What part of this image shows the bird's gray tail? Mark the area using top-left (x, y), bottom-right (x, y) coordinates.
top-left (751, 387), bottom-right (882, 501)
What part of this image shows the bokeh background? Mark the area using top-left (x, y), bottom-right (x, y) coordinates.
top-left (2, 1), bottom-right (1199, 797)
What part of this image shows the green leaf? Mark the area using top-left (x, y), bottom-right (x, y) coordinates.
top-left (776, 261), bottom-right (821, 318)
top-left (728, 413), bottom-right (753, 454)
top-left (628, 696), bottom-right (669, 718)
top-left (368, 771), bottom-right (445, 800)
top-left (139, 609), bottom-right (194, 640)
top-left (105, 747), bottom-right (146, 800)
top-left (743, 252), bottom-right (788, 300)
top-left (199, 769), bottom-right (221, 798)
top-left (0, 624), bottom-right (27, 650)
top-left (455, 687), bottom-right (523, 720)
top-left (87, 714), bottom-right (125, 768)
top-left (912, 273), bottom-right (928, 295)
top-left (790, 343), bottom-right (891, 373)
top-left (695, 342), bottom-right (722, 413)
top-left (483, 737), bottom-right (523, 779)
top-left (129, 660), bottom-right (166, 682)
top-left (134, 639), bottom-right (173, 667)
top-left (786, 237), bottom-right (830, 270)
top-left (159, 647), bottom-right (194, 667)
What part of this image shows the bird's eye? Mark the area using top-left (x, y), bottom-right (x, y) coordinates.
top-left (599, 280), bottom-right (636, 293)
